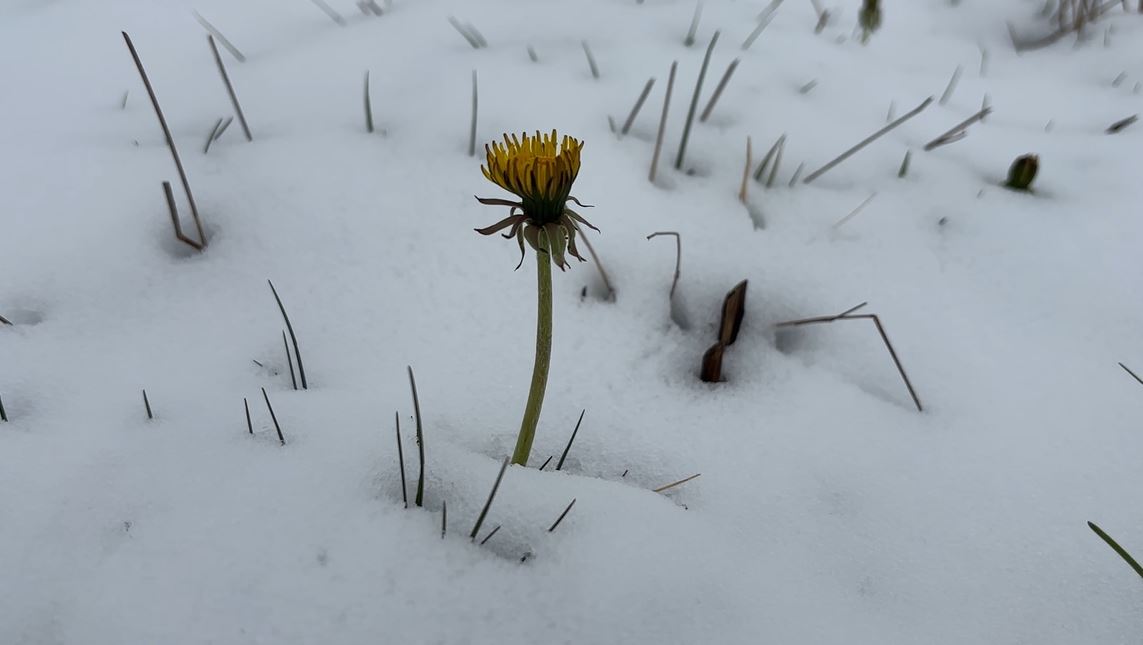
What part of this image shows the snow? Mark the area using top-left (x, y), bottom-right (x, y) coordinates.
top-left (2, 0), bottom-right (1142, 642)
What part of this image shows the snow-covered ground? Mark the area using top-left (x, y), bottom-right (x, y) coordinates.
top-left (2, 0), bottom-right (1142, 642)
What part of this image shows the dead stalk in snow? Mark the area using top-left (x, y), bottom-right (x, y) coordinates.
top-left (676, 31), bottom-right (719, 170)
top-left (939, 65), bottom-right (963, 105)
top-left (653, 473), bottom-right (701, 493)
top-left (684, 1), bottom-right (703, 46)
top-left (739, 137), bottom-right (752, 202)
top-left (831, 193), bottom-right (877, 230)
top-left (470, 456), bottom-right (509, 541)
top-left (556, 409), bottom-right (586, 471)
top-left (261, 387), bottom-right (286, 445)
top-left (1119, 362), bottom-right (1143, 386)
top-left (548, 499), bottom-right (577, 532)
top-left (582, 41), bottom-right (600, 79)
top-left (804, 97), bottom-right (933, 183)
top-left (924, 107), bottom-right (992, 151)
top-left (194, 11), bottom-right (246, 62)
top-left (1106, 115), bottom-right (1138, 133)
top-left (364, 71), bottom-right (374, 133)
top-left (774, 305), bottom-right (924, 412)
top-left (469, 71), bottom-right (478, 157)
top-left (621, 78), bottom-right (656, 136)
top-left (395, 412), bottom-right (408, 508)
top-left (578, 232), bottom-right (616, 302)
top-left (646, 232), bottom-right (682, 301)
top-left (123, 32), bottom-right (207, 248)
top-left (650, 61), bottom-right (678, 182)
top-left (207, 36), bottom-right (252, 141)
top-left (282, 330), bottom-right (298, 390)
top-left (699, 58), bottom-right (740, 122)
top-left (162, 181), bottom-right (204, 251)
top-left (268, 280), bottom-right (308, 390)
top-left (408, 366), bottom-right (426, 507)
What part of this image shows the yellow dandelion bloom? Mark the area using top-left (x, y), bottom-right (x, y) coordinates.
top-left (475, 130), bottom-right (597, 270)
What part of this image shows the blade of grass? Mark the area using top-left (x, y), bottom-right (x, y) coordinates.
top-left (548, 498), bottom-right (576, 532)
top-left (470, 456), bottom-right (510, 541)
top-left (649, 61), bottom-right (678, 182)
top-left (804, 96), bottom-right (933, 184)
top-left (653, 473), bottom-right (701, 493)
top-left (408, 366), bottom-right (425, 507)
top-left (122, 32), bottom-right (206, 247)
top-left (207, 35), bottom-right (252, 141)
top-left (395, 411), bottom-right (408, 508)
top-left (268, 280), bottom-right (308, 390)
top-left (261, 387), bottom-right (286, 445)
top-left (675, 31), bottom-right (719, 170)
top-left (1088, 521), bottom-right (1143, 578)
top-left (621, 77), bottom-right (656, 136)
top-left (555, 409), bottom-right (585, 471)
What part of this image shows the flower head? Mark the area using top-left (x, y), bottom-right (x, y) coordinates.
top-left (475, 130), bottom-right (598, 270)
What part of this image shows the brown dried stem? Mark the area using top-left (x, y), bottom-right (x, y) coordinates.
top-left (123, 32), bottom-right (207, 248)
top-left (804, 97), bottom-right (933, 184)
top-left (646, 232), bottom-right (682, 300)
top-left (923, 107), bottom-right (992, 151)
top-left (621, 77), bottom-right (656, 136)
top-left (577, 230), bottom-right (616, 302)
top-left (207, 36), bottom-right (252, 141)
top-left (775, 307), bottom-right (923, 412)
top-left (649, 61), bottom-right (678, 182)
top-left (653, 473), bottom-right (701, 493)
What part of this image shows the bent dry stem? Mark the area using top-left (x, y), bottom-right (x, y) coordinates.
top-left (513, 238), bottom-right (553, 465)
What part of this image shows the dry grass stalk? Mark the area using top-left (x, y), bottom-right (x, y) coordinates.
top-left (244, 398), bottom-right (253, 435)
top-left (261, 387), bottom-right (286, 445)
top-left (207, 36), bottom-right (252, 141)
top-left (582, 41), bottom-right (600, 79)
top-left (578, 230), bottom-right (617, 301)
top-left (193, 12), bottom-right (246, 63)
top-left (556, 409), bottom-right (586, 471)
top-left (653, 473), bottom-right (701, 493)
top-left (650, 61), bottom-right (678, 182)
top-left (470, 456), bottom-right (510, 541)
top-left (923, 106), bottom-right (992, 151)
top-left (1106, 115), bottom-right (1138, 133)
top-left (699, 58), bottom-right (740, 122)
top-left (469, 70), bottom-right (478, 157)
top-left (268, 280), bottom-right (308, 389)
top-left (395, 411), bottom-right (408, 508)
top-left (739, 137), bottom-right (752, 202)
top-left (162, 182), bottom-right (204, 251)
top-left (939, 65), bottom-right (963, 105)
top-left (621, 78), bottom-right (656, 136)
top-left (123, 32), bottom-right (207, 248)
top-left (548, 498), bottom-right (577, 532)
top-left (408, 366), bottom-right (426, 507)
top-left (804, 97), bottom-right (933, 183)
top-left (646, 232), bottom-right (682, 301)
top-left (675, 31), bottom-right (720, 170)
top-left (775, 305), bottom-right (924, 412)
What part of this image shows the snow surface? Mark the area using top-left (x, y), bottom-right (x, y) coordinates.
top-left (2, 0), bottom-right (1142, 642)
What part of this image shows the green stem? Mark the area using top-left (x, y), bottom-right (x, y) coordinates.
top-left (512, 238), bottom-right (553, 466)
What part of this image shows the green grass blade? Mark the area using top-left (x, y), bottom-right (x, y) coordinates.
top-left (1088, 521), bottom-right (1143, 579)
